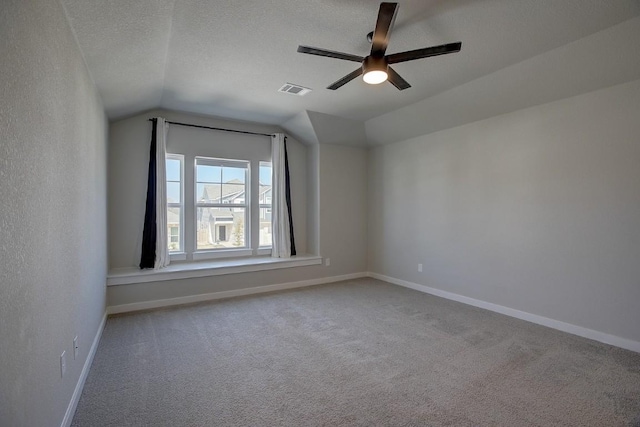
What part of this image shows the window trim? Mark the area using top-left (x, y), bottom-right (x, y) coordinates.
top-left (195, 156), bottom-right (250, 252)
top-left (258, 161), bottom-right (273, 248)
top-left (193, 248), bottom-right (254, 261)
top-left (166, 154), bottom-right (184, 254)
top-left (166, 154), bottom-right (274, 262)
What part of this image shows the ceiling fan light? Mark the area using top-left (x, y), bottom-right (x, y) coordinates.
top-left (363, 70), bottom-right (388, 84)
top-left (362, 56), bottom-right (388, 85)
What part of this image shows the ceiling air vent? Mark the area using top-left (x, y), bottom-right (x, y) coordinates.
top-left (278, 83), bottom-right (312, 96)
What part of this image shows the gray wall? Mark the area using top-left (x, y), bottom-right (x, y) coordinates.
top-left (306, 143), bottom-right (320, 255)
top-left (0, 1), bottom-right (108, 425)
top-left (368, 79), bottom-right (640, 343)
top-left (319, 144), bottom-right (368, 275)
top-left (107, 113), bottom-right (368, 306)
top-left (364, 15), bottom-right (640, 146)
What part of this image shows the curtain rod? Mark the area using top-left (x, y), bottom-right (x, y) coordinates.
top-left (148, 118), bottom-right (274, 138)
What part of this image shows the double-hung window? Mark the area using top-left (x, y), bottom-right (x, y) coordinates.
top-left (196, 157), bottom-right (248, 251)
top-left (166, 153), bottom-right (272, 261)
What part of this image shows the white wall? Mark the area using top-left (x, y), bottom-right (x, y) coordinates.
top-left (368, 79), bottom-right (640, 344)
top-left (0, 1), bottom-right (108, 425)
top-left (107, 112), bottom-right (368, 306)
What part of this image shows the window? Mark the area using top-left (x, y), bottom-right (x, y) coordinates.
top-left (259, 162), bottom-right (272, 247)
top-left (196, 157), bottom-right (248, 251)
top-left (166, 155), bottom-right (183, 253)
top-left (170, 226), bottom-right (179, 243)
top-left (165, 153), bottom-right (272, 261)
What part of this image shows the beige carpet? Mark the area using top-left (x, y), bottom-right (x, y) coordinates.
top-left (72, 278), bottom-right (640, 426)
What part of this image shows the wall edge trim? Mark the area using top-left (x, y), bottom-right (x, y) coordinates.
top-left (61, 311), bottom-right (108, 427)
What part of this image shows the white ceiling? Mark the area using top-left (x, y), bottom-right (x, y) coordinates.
top-left (60, 0), bottom-right (640, 127)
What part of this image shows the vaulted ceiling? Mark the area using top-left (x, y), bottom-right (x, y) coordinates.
top-left (60, 0), bottom-right (640, 131)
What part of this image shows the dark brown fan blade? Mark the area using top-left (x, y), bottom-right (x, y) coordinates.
top-left (370, 2), bottom-right (398, 56)
top-left (386, 42), bottom-right (462, 64)
top-left (327, 68), bottom-right (364, 90)
top-left (297, 46), bottom-right (364, 63)
top-left (387, 66), bottom-right (411, 90)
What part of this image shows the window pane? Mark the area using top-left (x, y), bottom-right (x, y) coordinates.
top-left (197, 180), bottom-right (246, 205)
top-left (196, 207), bottom-right (245, 250)
top-left (167, 207), bottom-right (181, 252)
top-left (197, 165), bottom-right (221, 183)
top-left (197, 183), bottom-right (220, 203)
top-left (260, 207), bottom-right (272, 247)
top-left (259, 163), bottom-right (272, 186)
top-left (259, 162), bottom-right (272, 246)
top-left (166, 158), bottom-right (181, 181)
top-left (167, 182), bottom-right (180, 203)
top-left (222, 166), bottom-right (246, 184)
top-left (166, 156), bottom-right (183, 253)
top-left (221, 183), bottom-right (245, 204)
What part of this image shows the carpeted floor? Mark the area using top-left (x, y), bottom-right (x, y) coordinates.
top-left (72, 278), bottom-right (640, 426)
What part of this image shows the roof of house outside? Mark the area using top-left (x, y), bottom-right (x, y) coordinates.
top-left (200, 180), bottom-right (271, 204)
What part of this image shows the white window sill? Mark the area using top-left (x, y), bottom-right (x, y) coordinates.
top-left (107, 254), bottom-right (322, 286)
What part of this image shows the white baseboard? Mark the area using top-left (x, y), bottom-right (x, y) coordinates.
top-left (368, 272), bottom-right (640, 354)
top-left (107, 272), bottom-right (367, 315)
top-left (61, 312), bottom-right (107, 427)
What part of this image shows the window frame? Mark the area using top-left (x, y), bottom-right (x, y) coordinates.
top-left (166, 154), bottom-right (273, 262)
top-left (258, 161), bottom-right (273, 248)
top-left (166, 154), bottom-right (184, 257)
top-left (194, 156), bottom-right (250, 256)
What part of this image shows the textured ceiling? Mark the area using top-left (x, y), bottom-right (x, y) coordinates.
top-left (60, 0), bottom-right (640, 126)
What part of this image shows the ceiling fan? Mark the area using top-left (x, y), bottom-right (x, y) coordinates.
top-left (297, 2), bottom-right (462, 90)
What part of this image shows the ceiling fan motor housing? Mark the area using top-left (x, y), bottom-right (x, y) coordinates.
top-left (363, 55), bottom-right (388, 74)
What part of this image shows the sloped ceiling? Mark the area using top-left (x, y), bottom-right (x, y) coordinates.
top-left (60, 0), bottom-right (640, 141)
top-left (366, 15), bottom-right (640, 145)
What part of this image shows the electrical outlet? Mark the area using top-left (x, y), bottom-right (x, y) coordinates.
top-left (60, 351), bottom-right (66, 378)
top-left (325, 258), bottom-right (331, 266)
top-left (418, 263), bottom-right (423, 272)
top-left (73, 336), bottom-right (79, 360)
